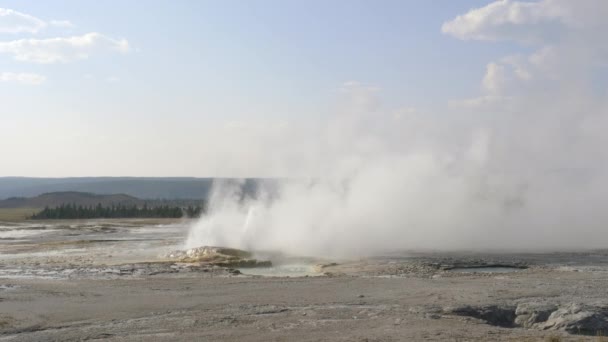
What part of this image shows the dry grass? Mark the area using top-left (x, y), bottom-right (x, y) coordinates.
top-left (0, 208), bottom-right (40, 221)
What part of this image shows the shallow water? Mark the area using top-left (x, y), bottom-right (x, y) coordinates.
top-left (238, 264), bottom-right (319, 277)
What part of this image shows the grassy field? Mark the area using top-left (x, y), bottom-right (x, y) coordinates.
top-left (0, 208), bottom-right (40, 221)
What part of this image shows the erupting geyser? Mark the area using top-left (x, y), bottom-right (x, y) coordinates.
top-left (185, 94), bottom-right (608, 257)
top-left (185, 1), bottom-right (608, 257)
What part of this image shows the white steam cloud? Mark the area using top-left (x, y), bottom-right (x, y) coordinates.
top-left (185, 1), bottom-right (608, 257)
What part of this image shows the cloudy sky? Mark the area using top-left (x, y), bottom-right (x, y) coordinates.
top-left (1, 0), bottom-right (607, 177)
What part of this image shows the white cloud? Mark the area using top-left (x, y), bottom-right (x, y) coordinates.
top-left (0, 72), bottom-right (45, 85)
top-left (477, 56), bottom-right (535, 96)
top-left (482, 62), bottom-right (507, 94)
top-left (444, 0), bottom-right (608, 102)
top-left (0, 8), bottom-right (46, 34)
top-left (0, 8), bottom-right (75, 33)
top-left (0, 32), bottom-right (130, 64)
top-left (50, 20), bottom-right (74, 28)
top-left (441, 0), bottom-right (566, 43)
top-left (442, 0), bottom-right (608, 44)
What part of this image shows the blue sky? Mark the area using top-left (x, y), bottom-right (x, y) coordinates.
top-left (1, 0), bottom-right (515, 117)
top-left (1, 0), bottom-right (605, 176)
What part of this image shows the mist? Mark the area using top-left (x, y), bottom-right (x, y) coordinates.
top-left (185, 88), bottom-right (608, 256)
top-left (185, 1), bottom-right (608, 257)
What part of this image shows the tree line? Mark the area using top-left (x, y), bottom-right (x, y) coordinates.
top-left (30, 203), bottom-right (204, 220)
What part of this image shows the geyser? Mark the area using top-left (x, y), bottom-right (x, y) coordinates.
top-left (186, 1), bottom-right (608, 257)
top-left (184, 92), bottom-right (608, 257)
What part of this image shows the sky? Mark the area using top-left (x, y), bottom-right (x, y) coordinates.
top-left (1, 0), bottom-right (607, 177)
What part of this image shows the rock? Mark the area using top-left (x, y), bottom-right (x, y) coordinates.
top-left (445, 302), bottom-right (608, 336)
top-left (313, 262), bottom-right (339, 273)
top-left (539, 303), bottom-right (608, 335)
top-left (227, 269), bottom-right (242, 275)
top-left (444, 305), bottom-right (516, 328)
top-left (163, 246), bottom-right (272, 268)
top-left (514, 302), bottom-right (557, 328)
top-left (191, 247), bottom-right (252, 259)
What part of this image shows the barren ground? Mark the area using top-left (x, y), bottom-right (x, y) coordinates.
top-left (1, 219), bottom-right (608, 341)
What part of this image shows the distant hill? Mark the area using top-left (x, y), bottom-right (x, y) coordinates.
top-left (0, 192), bottom-right (144, 209)
top-left (0, 177), bottom-right (274, 200)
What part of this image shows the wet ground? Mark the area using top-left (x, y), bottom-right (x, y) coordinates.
top-left (2, 219), bottom-right (608, 341)
top-left (0, 219), bottom-right (191, 279)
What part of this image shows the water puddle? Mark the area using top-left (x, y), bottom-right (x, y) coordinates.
top-left (238, 264), bottom-right (319, 277)
top-left (0, 228), bottom-right (58, 239)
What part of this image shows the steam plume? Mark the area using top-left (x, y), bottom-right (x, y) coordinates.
top-left (186, 1), bottom-right (608, 257)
